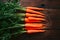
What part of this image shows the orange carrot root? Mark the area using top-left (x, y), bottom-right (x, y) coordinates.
top-left (26, 7), bottom-right (45, 10)
top-left (26, 30), bottom-right (45, 33)
top-left (26, 9), bottom-right (45, 15)
top-left (25, 18), bottom-right (43, 23)
top-left (28, 17), bottom-right (45, 21)
top-left (25, 27), bottom-right (45, 30)
top-left (25, 23), bottom-right (46, 28)
top-left (26, 13), bottom-right (45, 17)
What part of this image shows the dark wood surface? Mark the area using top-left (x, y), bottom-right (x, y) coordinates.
top-left (20, 0), bottom-right (60, 9)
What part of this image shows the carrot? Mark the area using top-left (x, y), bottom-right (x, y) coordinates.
top-left (26, 13), bottom-right (45, 17)
top-left (25, 23), bottom-right (46, 33)
top-left (25, 27), bottom-right (45, 30)
top-left (26, 7), bottom-right (45, 10)
top-left (28, 17), bottom-right (45, 21)
top-left (26, 9), bottom-right (45, 15)
top-left (25, 18), bottom-right (42, 23)
top-left (26, 30), bottom-right (45, 33)
top-left (25, 23), bottom-right (46, 28)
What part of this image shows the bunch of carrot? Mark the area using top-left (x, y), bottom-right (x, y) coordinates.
top-left (0, 0), bottom-right (47, 40)
top-left (16, 7), bottom-right (47, 33)
top-left (24, 7), bottom-right (46, 33)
